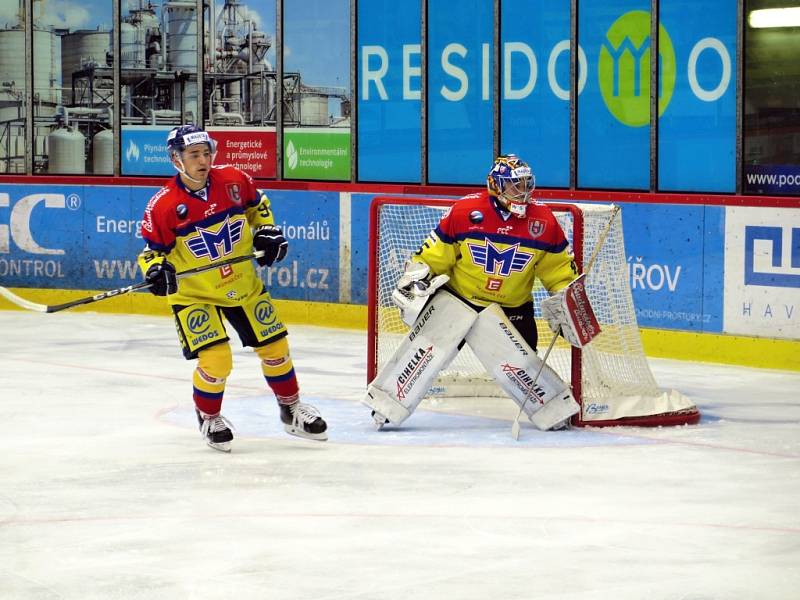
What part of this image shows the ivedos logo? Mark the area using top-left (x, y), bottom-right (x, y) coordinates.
top-left (599, 11), bottom-right (676, 127)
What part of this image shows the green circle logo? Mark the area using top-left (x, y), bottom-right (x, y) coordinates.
top-left (598, 11), bottom-right (676, 127)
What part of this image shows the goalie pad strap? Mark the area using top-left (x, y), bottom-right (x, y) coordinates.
top-left (364, 289), bottom-right (478, 425)
top-left (465, 304), bottom-right (579, 430)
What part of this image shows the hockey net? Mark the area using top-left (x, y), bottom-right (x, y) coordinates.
top-left (367, 196), bottom-right (700, 427)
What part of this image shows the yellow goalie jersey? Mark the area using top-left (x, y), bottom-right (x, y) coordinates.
top-left (138, 165), bottom-right (274, 307)
top-left (412, 191), bottom-right (578, 308)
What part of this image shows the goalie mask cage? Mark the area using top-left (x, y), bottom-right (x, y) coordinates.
top-left (367, 196), bottom-right (700, 428)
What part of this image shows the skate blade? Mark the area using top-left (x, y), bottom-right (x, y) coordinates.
top-left (284, 424), bottom-right (328, 441)
top-left (206, 440), bottom-right (232, 452)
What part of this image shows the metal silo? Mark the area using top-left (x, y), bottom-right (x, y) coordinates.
top-left (300, 92), bottom-right (329, 126)
top-left (47, 127), bottom-right (86, 174)
top-left (0, 28), bottom-right (25, 123)
top-left (61, 29), bottom-right (110, 104)
top-left (92, 128), bottom-right (114, 174)
top-left (120, 21), bottom-right (146, 68)
top-left (33, 28), bottom-right (61, 109)
top-left (165, 1), bottom-right (198, 118)
top-left (0, 29), bottom-right (58, 117)
top-left (165, 1), bottom-right (197, 70)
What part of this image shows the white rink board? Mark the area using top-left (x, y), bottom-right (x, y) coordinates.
top-left (724, 206), bottom-right (800, 339)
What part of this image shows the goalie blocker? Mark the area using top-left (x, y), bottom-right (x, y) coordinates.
top-left (363, 290), bottom-right (579, 431)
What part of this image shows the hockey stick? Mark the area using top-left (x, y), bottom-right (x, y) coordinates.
top-left (511, 204), bottom-right (621, 440)
top-left (0, 250), bottom-right (266, 314)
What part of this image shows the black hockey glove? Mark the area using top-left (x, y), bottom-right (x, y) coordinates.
top-left (145, 260), bottom-right (178, 296)
top-left (253, 225), bottom-right (288, 267)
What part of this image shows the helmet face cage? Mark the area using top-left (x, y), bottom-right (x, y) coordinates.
top-left (487, 155), bottom-right (535, 218)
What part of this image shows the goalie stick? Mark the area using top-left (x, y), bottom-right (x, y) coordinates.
top-left (511, 204), bottom-right (621, 440)
top-left (0, 250), bottom-right (266, 314)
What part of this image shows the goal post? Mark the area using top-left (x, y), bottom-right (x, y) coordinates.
top-left (367, 195), bottom-right (700, 428)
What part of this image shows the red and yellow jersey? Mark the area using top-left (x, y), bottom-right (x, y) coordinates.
top-left (413, 191), bottom-right (578, 307)
top-left (138, 164), bottom-right (274, 307)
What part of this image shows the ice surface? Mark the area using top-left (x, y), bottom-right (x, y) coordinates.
top-left (0, 310), bottom-right (798, 599)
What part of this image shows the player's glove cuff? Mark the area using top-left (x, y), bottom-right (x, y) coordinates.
top-left (145, 259), bottom-right (178, 296)
top-left (253, 225), bottom-right (288, 267)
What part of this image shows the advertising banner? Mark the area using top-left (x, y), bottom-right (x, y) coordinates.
top-left (500, 0), bottom-right (571, 188)
top-left (283, 129), bottom-right (351, 181)
top-left (0, 185), bottom-right (341, 305)
top-left (619, 203), bottom-right (724, 332)
top-left (350, 193), bottom-right (374, 305)
top-left (658, 0), bottom-right (736, 192)
top-left (427, 0), bottom-right (494, 185)
top-left (357, 0), bottom-right (422, 182)
top-left (3, 182), bottom-right (796, 342)
top-left (121, 126), bottom-right (174, 176)
top-left (724, 207), bottom-right (800, 339)
top-left (208, 128), bottom-right (276, 179)
top-left (253, 189), bottom-right (340, 303)
top-left (0, 184), bottom-right (147, 290)
top-left (578, 1), bottom-right (651, 189)
top-left (743, 164), bottom-right (800, 196)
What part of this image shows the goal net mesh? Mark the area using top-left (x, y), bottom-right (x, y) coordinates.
top-left (369, 198), bottom-right (698, 426)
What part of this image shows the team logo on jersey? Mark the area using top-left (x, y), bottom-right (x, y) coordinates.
top-left (528, 219), bottom-right (546, 238)
top-left (226, 183), bottom-right (242, 204)
top-left (468, 240), bottom-right (533, 276)
top-left (185, 215), bottom-right (245, 260)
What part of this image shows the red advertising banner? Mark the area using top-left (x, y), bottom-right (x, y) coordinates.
top-left (207, 128), bottom-right (277, 178)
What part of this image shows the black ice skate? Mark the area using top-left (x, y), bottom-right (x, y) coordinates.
top-left (196, 409), bottom-right (234, 452)
top-left (279, 400), bottom-right (328, 441)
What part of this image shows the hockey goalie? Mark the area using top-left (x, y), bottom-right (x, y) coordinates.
top-left (363, 154), bottom-right (600, 431)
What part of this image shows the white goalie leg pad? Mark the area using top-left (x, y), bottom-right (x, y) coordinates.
top-left (465, 304), bottom-right (580, 431)
top-left (364, 290), bottom-right (478, 426)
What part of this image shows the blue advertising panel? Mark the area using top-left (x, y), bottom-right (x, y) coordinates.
top-left (578, 1), bottom-right (651, 190)
top-left (357, 0), bottom-right (421, 182)
top-left (620, 203), bottom-right (724, 332)
top-left (0, 185), bottom-right (144, 290)
top-left (658, 0), bottom-right (736, 192)
top-left (427, 0), bottom-right (494, 185)
top-left (253, 190), bottom-right (340, 303)
top-left (743, 164), bottom-right (800, 196)
top-left (121, 126), bottom-right (174, 176)
top-left (350, 193), bottom-right (374, 305)
top-left (501, 0), bottom-right (570, 188)
top-left (0, 185), bottom-right (341, 304)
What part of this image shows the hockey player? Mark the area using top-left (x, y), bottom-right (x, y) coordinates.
top-left (138, 124), bottom-right (327, 451)
top-left (364, 155), bottom-right (595, 431)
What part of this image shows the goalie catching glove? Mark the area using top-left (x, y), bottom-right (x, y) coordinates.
top-left (540, 274), bottom-right (601, 347)
top-left (391, 261), bottom-right (450, 312)
top-left (253, 225), bottom-right (288, 267)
